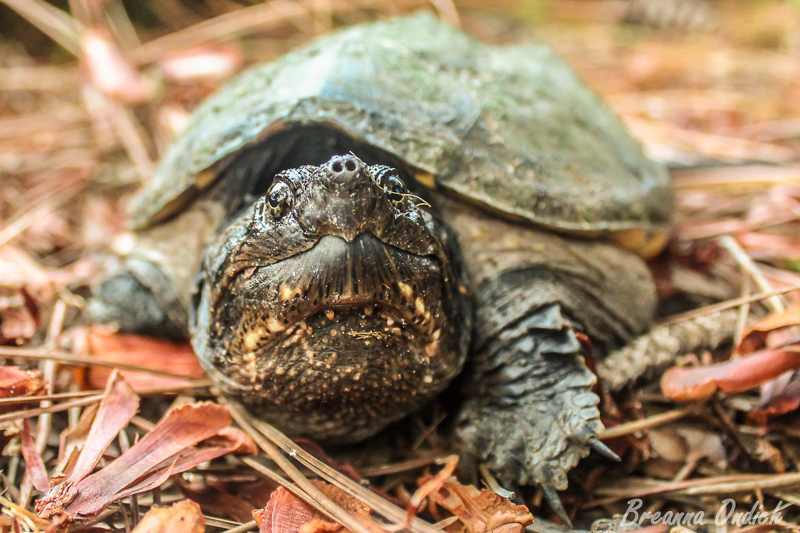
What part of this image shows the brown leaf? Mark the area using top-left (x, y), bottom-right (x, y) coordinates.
top-left (131, 499), bottom-right (204, 533)
top-left (661, 347), bottom-right (800, 401)
top-left (21, 419), bottom-right (50, 491)
top-left (67, 371), bottom-right (139, 484)
top-left (255, 482), bottom-right (371, 533)
top-left (0, 366), bottom-right (46, 413)
top-left (76, 326), bottom-right (205, 390)
top-left (176, 479), bottom-right (257, 523)
top-left (737, 306), bottom-right (800, 355)
top-left (420, 477), bottom-right (533, 533)
top-left (36, 394), bottom-right (255, 527)
top-left (0, 285), bottom-right (39, 345)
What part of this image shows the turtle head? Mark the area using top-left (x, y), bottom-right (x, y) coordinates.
top-left (191, 155), bottom-right (471, 442)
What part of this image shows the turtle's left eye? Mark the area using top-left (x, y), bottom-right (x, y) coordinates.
top-left (266, 182), bottom-right (294, 219)
top-left (385, 176), bottom-right (407, 205)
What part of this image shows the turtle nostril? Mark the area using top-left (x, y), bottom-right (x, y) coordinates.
top-left (328, 156), bottom-right (362, 179)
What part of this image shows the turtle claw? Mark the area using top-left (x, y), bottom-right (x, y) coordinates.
top-left (455, 303), bottom-right (606, 492)
top-left (587, 436), bottom-right (621, 462)
top-left (541, 484), bottom-right (573, 529)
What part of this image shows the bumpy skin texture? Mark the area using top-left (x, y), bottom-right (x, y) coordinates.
top-left (191, 157), bottom-right (472, 442)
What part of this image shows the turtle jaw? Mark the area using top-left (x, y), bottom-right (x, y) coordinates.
top-left (193, 233), bottom-right (469, 442)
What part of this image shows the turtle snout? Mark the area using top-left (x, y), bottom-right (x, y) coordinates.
top-left (325, 155), bottom-right (365, 185)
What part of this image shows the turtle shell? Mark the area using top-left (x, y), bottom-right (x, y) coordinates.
top-left (130, 13), bottom-right (672, 235)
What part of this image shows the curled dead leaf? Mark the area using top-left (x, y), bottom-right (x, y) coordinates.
top-left (419, 476), bottom-right (533, 533)
top-left (131, 499), bottom-right (204, 533)
top-left (0, 366), bottom-right (46, 413)
top-left (736, 305), bottom-right (800, 355)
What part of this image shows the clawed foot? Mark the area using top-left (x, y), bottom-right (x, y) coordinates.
top-left (455, 304), bottom-right (617, 522)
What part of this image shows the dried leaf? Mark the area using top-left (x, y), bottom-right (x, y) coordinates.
top-left (254, 481), bottom-right (371, 533)
top-left (176, 479), bottom-right (257, 523)
top-left (21, 419), bottom-right (50, 491)
top-left (749, 393), bottom-right (800, 425)
top-left (131, 499), bottom-right (204, 533)
top-left (67, 371), bottom-right (139, 484)
top-left (0, 366), bottom-right (46, 413)
top-left (0, 495), bottom-right (55, 533)
top-left (737, 305), bottom-right (800, 355)
top-left (420, 477), bottom-right (533, 533)
top-left (76, 326), bottom-right (205, 390)
top-left (661, 347), bottom-right (800, 401)
top-left (0, 286), bottom-right (39, 345)
top-left (36, 397), bottom-right (255, 527)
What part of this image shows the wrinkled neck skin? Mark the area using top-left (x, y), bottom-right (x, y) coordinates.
top-left (191, 155), bottom-right (472, 442)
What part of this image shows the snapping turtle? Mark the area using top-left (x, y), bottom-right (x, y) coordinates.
top-left (92, 13), bottom-right (672, 508)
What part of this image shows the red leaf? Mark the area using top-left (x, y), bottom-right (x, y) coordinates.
top-left (420, 477), bottom-right (533, 533)
top-left (67, 371), bottom-right (139, 484)
top-left (36, 398), bottom-right (256, 526)
top-left (21, 419), bottom-right (50, 492)
top-left (77, 327), bottom-right (205, 390)
top-left (661, 347), bottom-right (800, 401)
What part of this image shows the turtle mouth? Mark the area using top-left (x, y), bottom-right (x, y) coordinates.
top-left (195, 232), bottom-right (462, 441)
top-left (231, 233), bottom-right (443, 349)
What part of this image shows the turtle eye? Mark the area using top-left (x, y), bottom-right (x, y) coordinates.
top-left (266, 181), bottom-right (293, 219)
top-left (385, 176), bottom-right (407, 205)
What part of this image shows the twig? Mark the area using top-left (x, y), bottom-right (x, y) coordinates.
top-left (0, 382), bottom-right (211, 406)
top-left (0, 0), bottom-right (82, 55)
top-left (130, 0), bottom-right (326, 64)
top-left (242, 409), bottom-right (443, 533)
top-left (228, 402), bottom-right (380, 533)
top-left (591, 472), bottom-right (800, 505)
top-left (479, 464), bottom-right (515, 499)
top-left (718, 235), bottom-right (786, 313)
top-left (658, 284), bottom-right (800, 327)
top-left (0, 178), bottom-right (88, 249)
top-left (599, 408), bottom-right (695, 439)
top-left (0, 347), bottom-right (205, 380)
top-left (222, 519), bottom-right (258, 533)
top-left (0, 382), bottom-right (210, 424)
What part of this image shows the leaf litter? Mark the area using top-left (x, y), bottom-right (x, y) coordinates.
top-left (3, 0), bottom-right (800, 531)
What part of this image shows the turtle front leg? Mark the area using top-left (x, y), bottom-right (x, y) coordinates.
top-left (455, 303), bottom-right (611, 498)
top-left (89, 257), bottom-right (188, 339)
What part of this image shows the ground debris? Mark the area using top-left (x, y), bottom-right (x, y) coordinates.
top-left (130, 499), bottom-right (205, 533)
top-left (661, 305), bottom-right (800, 402)
top-left (254, 482), bottom-right (373, 533)
top-left (31, 372), bottom-right (255, 530)
top-left (419, 476), bottom-right (533, 533)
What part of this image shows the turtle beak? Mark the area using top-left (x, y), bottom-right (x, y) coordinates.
top-left (298, 155), bottom-right (392, 242)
